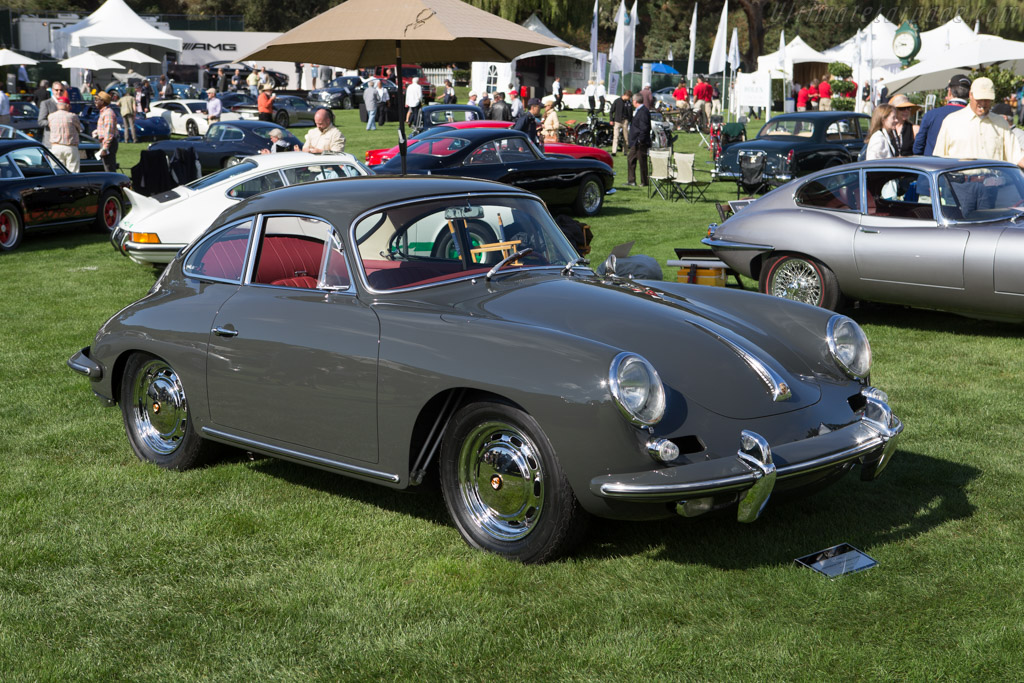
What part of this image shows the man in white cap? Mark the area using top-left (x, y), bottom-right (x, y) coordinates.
top-left (205, 88), bottom-right (222, 124)
top-left (405, 76), bottom-right (423, 125)
top-left (932, 77), bottom-right (1024, 168)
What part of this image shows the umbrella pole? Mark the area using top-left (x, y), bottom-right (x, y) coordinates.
top-left (397, 40), bottom-right (407, 175)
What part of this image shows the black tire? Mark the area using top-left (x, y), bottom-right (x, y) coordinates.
top-left (341, 96), bottom-right (353, 110)
top-left (120, 352), bottom-right (212, 470)
top-left (760, 254), bottom-right (841, 310)
top-left (94, 190), bottom-right (123, 233)
top-left (439, 401), bottom-right (588, 563)
top-left (431, 220), bottom-right (496, 260)
top-left (185, 119), bottom-right (199, 136)
top-left (0, 203), bottom-right (23, 251)
top-left (574, 173), bottom-right (604, 217)
top-left (275, 110), bottom-right (290, 127)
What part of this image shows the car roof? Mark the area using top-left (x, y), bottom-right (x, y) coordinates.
top-left (765, 111), bottom-right (870, 122)
top-left (841, 157), bottom-right (1021, 173)
top-left (0, 139), bottom-right (46, 154)
top-left (235, 151), bottom-right (361, 170)
top-left (422, 104), bottom-right (486, 113)
top-left (211, 120), bottom-right (282, 130)
top-left (212, 175), bottom-right (531, 227)
top-left (418, 127), bottom-right (530, 142)
top-left (154, 99), bottom-right (206, 106)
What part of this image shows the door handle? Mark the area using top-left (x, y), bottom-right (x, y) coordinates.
top-left (212, 326), bottom-right (239, 337)
top-left (859, 228), bottom-right (879, 234)
top-left (506, 167), bottom-right (518, 172)
top-left (559, 173), bottom-right (576, 180)
top-left (32, 186), bottom-right (44, 191)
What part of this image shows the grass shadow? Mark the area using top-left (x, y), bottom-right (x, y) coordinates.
top-left (847, 303), bottom-right (1022, 338)
top-left (578, 449), bottom-right (978, 567)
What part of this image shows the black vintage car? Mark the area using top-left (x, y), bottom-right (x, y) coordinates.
top-left (75, 104), bottom-right (173, 142)
top-left (0, 140), bottom-right (130, 251)
top-left (0, 124), bottom-right (105, 173)
top-left (714, 111), bottom-right (871, 188)
top-left (148, 121), bottom-right (303, 174)
top-left (374, 128), bottom-right (615, 217)
top-left (307, 75), bottom-right (364, 110)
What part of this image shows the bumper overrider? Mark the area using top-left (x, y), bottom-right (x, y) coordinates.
top-left (590, 389), bottom-right (902, 523)
top-left (110, 225), bottom-right (185, 264)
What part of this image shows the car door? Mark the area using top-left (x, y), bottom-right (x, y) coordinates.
top-left (158, 102), bottom-right (184, 133)
top-left (855, 169), bottom-right (969, 299)
top-left (206, 214), bottom-right (381, 463)
top-left (492, 135), bottom-right (572, 203)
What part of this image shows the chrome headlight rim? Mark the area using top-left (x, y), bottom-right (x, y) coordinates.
top-left (608, 352), bottom-right (666, 427)
top-left (826, 314), bottom-right (871, 381)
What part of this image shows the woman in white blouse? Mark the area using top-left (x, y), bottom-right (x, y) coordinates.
top-left (864, 104), bottom-right (899, 160)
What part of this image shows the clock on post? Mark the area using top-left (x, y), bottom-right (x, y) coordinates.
top-left (892, 21), bottom-right (921, 67)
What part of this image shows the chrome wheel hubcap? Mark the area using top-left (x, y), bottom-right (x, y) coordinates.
top-left (458, 420), bottom-right (544, 541)
top-left (582, 181), bottom-right (601, 213)
top-left (130, 360), bottom-right (188, 455)
top-left (770, 259), bottom-right (821, 305)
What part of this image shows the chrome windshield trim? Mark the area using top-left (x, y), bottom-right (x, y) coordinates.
top-left (202, 427), bottom-right (400, 483)
top-left (685, 319), bottom-right (791, 402)
top-left (701, 236), bottom-right (774, 251)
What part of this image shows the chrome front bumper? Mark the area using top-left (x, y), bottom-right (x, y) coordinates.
top-left (110, 226), bottom-right (184, 265)
top-left (712, 169), bottom-right (793, 183)
top-left (590, 392), bottom-right (903, 523)
top-left (67, 347), bottom-right (115, 407)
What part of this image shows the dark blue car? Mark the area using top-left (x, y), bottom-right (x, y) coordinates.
top-left (75, 104), bottom-right (172, 143)
top-left (147, 120), bottom-right (303, 174)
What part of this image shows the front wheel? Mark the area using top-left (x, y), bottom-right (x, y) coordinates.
top-left (120, 353), bottom-right (212, 470)
top-left (760, 254), bottom-right (841, 310)
top-left (0, 204), bottom-right (24, 251)
top-left (574, 173), bottom-right (604, 217)
top-left (185, 119), bottom-right (199, 136)
top-left (95, 190), bottom-right (123, 232)
top-left (341, 96), bottom-right (353, 110)
top-left (275, 110), bottom-right (290, 127)
top-left (440, 401), bottom-right (588, 563)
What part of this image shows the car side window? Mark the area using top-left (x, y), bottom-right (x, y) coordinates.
top-left (183, 221), bottom-right (253, 283)
top-left (495, 137), bottom-right (538, 162)
top-left (865, 171), bottom-right (934, 220)
top-left (221, 127), bottom-right (245, 142)
top-left (464, 141), bottom-right (500, 166)
top-left (795, 172), bottom-right (860, 212)
top-left (8, 147), bottom-right (55, 178)
top-left (825, 119), bottom-right (856, 141)
top-left (207, 124), bottom-right (223, 140)
top-left (250, 215), bottom-right (336, 290)
top-left (227, 172), bottom-right (286, 199)
top-left (0, 155), bottom-right (21, 179)
top-left (281, 164), bottom-right (357, 186)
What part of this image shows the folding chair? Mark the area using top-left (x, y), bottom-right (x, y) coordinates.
top-left (648, 149), bottom-right (675, 200)
top-left (672, 152), bottom-right (711, 203)
top-left (737, 152), bottom-right (771, 198)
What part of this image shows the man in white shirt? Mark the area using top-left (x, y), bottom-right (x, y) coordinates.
top-left (933, 77), bottom-right (1024, 168)
top-left (405, 77), bottom-right (423, 125)
top-left (508, 91), bottom-right (523, 119)
top-left (205, 88), bottom-right (222, 123)
top-left (303, 109), bottom-right (345, 154)
top-left (466, 92), bottom-right (479, 120)
top-left (552, 76), bottom-right (562, 109)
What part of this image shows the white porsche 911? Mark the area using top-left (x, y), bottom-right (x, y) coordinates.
top-left (112, 152), bottom-right (373, 265)
top-left (148, 99), bottom-right (241, 137)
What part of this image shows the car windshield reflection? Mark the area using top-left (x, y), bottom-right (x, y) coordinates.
top-left (186, 160), bottom-right (258, 190)
top-left (937, 166), bottom-right (1024, 222)
top-left (352, 196), bottom-right (580, 291)
top-left (757, 119), bottom-right (817, 139)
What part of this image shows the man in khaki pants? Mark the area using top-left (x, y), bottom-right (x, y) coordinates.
top-left (47, 97), bottom-right (82, 172)
top-left (609, 90), bottom-right (632, 156)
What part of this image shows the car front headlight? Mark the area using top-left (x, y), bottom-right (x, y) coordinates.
top-left (609, 352), bottom-right (666, 426)
top-left (827, 315), bottom-right (871, 380)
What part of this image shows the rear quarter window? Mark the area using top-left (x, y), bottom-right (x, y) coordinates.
top-left (795, 172), bottom-right (860, 212)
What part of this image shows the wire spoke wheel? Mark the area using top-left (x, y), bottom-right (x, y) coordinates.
top-left (763, 255), bottom-right (841, 310)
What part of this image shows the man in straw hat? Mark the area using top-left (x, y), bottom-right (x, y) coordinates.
top-left (94, 91), bottom-right (119, 172)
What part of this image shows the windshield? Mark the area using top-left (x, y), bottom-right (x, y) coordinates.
top-left (352, 196), bottom-right (581, 291)
top-left (757, 118), bottom-right (817, 139)
top-left (186, 160), bottom-right (258, 191)
top-left (936, 166), bottom-right (1024, 222)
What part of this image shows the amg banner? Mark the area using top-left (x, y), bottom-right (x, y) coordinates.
top-left (170, 29), bottom-right (298, 89)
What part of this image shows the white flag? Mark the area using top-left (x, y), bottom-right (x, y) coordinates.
top-left (667, 48), bottom-right (674, 61)
top-left (686, 3), bottom-right (697, 85)
top-left (590, 0), bottom-right (600, 77)
top-left (777, 29), bottom-right (787, 78)
top-left (727, 27), bottom-right (740, 72)
top-left (609, 0), bottom-right (627, 75)
top-left (708, 1), bottom-right (728, 74)
top-left (624, 1), bottom-right (638, 75)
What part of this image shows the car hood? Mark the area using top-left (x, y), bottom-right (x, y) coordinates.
top-left (451, 273), bottom-right (826, 419)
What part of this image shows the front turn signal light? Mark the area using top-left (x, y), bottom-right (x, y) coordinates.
top-left (131, 232), bottom-right (161, 244)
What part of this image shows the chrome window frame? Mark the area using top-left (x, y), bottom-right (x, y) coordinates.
top-left (182, 218), bottom-right (255, 285)
top-left (860, 167), bottom-right (937, 223)
top-left (793, 170), bottom-right (861, 214)
top-left (348, 191), bottom-right (577, 296)
top-left (244, 212), bottom-right (352, 294)
top-left (934, 164), bottom-right (1024, 226)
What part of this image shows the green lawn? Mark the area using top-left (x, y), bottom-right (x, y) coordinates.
top-left (1, 103), bottom-right (1022, 679)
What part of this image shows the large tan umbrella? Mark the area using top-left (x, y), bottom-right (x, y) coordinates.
top-left (244, 0), bottom-right (567, 172)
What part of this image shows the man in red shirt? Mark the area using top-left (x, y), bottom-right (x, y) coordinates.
top-left (808, 79), bottom-right (820, 110)
top-left (796, 84), bottom-right (809, 111)
top-left (672, 81), bottom-right (689, 110)
top-left (818, 77), bottom-right (833, 111)
top-left (693, 76), bottom-right (713, 123)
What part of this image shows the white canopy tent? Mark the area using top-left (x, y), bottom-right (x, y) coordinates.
top-left (916, 15), bottom-right (981, 63)
top-left (883, 35), bottom-right (1024, 92)
top-left (822, 15), bottom-right (899, 68)
top-left (757, 35), bottom-right (830, 84)
top-left (471, 13), bottom-right (590, 97)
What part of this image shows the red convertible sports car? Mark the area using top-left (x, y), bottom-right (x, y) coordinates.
top-left (365, 120), bottom-right (613, 169)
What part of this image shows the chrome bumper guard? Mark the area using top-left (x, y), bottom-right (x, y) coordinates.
top-left (67, 346), bottom-right (102, 379)
top-left (592, 391), bottom-right (903, 523)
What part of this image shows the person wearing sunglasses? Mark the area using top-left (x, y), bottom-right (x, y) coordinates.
top-left (37, 81), bottom-right (67, 148)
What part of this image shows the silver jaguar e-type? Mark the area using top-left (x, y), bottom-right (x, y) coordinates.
top-left (69, 176), bottom-right (901, 563)
top-left (705, 157), bottom-right (1024, 321)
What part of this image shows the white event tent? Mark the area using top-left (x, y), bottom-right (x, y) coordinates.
top-left (883, 35), bottom-right (1024, 92)
top-left (822, 15), bottom-right (899, 69)
top-left (757, 35), bottom-right (830, 84)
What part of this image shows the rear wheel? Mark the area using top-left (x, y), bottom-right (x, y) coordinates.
top-left (761, 254), bottom-right (841, 310)
top-left (431, 221), bottom-right (496, 261)
top-left (275, 110), bottom-right (290, 127)
top-left (120, 353), bottom-right (212, 470)
top-left (341, 96), bottom-right (353, 110)
top-left (185, 119), bottom-right (199, 136)
top-left (95, 190), bottom-right (123, 232)
top-left (0, 204), bottom-right (23, 251)
top-left (574, 174), bottom-right (604, 217)
top-left (439, 401), bottom-right (588, 563)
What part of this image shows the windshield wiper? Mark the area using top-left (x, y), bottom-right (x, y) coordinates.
top-left (561, 256), bottom-right (590, 276)
top-left (485, 248), bottom-right (533, 281)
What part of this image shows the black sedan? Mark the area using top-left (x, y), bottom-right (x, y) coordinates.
top-left (307, 75), bottom-right (364, 110)
top-left (0, 139), bottom-right (130, 251)
top-left (148, 120), bottom-right (303, 174)
top-left (714, 111), bottom-right (871, 189)
top-left (375, 128), bottom-right (615, 216)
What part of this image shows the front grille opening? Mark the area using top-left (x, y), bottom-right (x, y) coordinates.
top-left (848, 393), bottom-right (867, 412)
top-left (670, 435), bottom-right (706, 456)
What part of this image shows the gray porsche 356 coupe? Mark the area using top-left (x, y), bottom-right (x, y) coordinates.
top-left (69, 176), bottom-right (902, 563)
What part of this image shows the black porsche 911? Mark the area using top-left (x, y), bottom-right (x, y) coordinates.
top-left (374, 128), bottom-right (615, 217)
top-left (0, 140), bottom-right (130, 251)
top-left (147, 121), bottom-right (304, 174)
